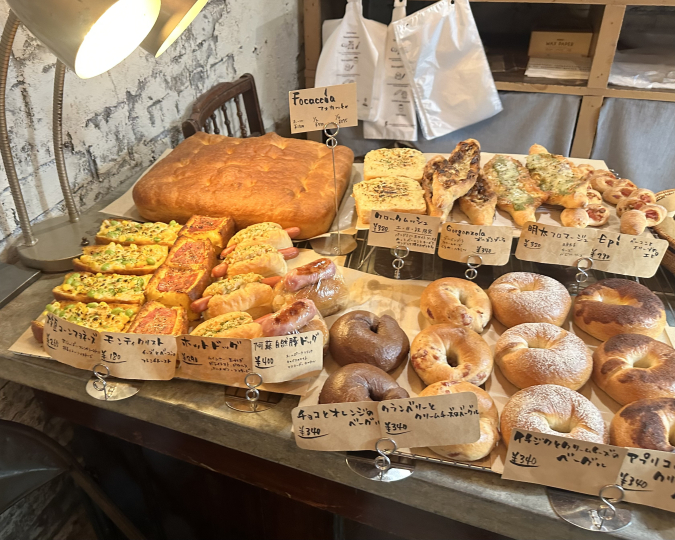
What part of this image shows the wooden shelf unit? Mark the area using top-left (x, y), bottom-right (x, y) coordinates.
top-left (303, 0), bottom-right (675, 156)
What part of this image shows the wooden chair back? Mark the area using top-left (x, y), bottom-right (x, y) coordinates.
top-left (182, 73), bottom-right (264, 139)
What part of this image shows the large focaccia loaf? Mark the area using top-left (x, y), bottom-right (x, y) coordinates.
top-left (132, 132), bottom-right (354, 239)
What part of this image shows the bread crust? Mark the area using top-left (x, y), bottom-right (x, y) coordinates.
top-left (178, 215), bottom-right (235, 251)
top-left (204, 282), bottom-right (275, 320)
top-left (620, 210), bottom-right (647, 235)
top-left (611, 398), bottom-right (675, 450)
top-left (420, 277), bottom-right (491, 333)
top-left (132, 132), bottom-right (354, 239)
top-left (363, 148), bottom-right (426, 182)
top-left (352, 177), bottom-right (426, 224)
top-left (526, 145), bottom-right (588, 208)
top-left (458, 176), bottom-right (497, 225)
top-left (228, 223), bottom-right (293, 250)
top-left (95, 219), bottom-right (181, 247)
top-left (560, 208), bottom-right (589, 228)
top-left (585, 204), bottom-right (610, 227)
top-left (227, 249), bottom-right (287, 278)
top-left (127, 301), bottom-right (189, 335)
top-left (145, 267), bottom-right (212, 320)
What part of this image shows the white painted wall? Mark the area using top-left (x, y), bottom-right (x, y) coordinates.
top-left (0, 0), bottom-right (302, 257)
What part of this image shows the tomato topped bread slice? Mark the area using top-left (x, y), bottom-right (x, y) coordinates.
top-left (52, 272), bottom-right (150, 304)
top-left (73, 244), bottom-right (168, 275)
top-left (96, 219), bottom-right (182, 246)
top-left (31, 301), bottom-right (139, 343)
top-left (482, 155), bottom-right (547, 226)
top-left (164, 237), bottom-right (216, 270)
top-left (145, 266), bottom-right (211, 320)
top-left (177, 215), bottom-right (235, 251)
top-left (126, 301), bottom-right (188, 335)
top-left (526, 144), bottom-right (588, 208)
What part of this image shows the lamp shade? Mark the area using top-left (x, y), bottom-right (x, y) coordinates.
top-left (141, 0), bottom-right (209, 58)
top-left (6, 0), bottom-right (161, 79)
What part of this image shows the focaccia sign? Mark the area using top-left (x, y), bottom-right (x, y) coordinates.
top-left (289, 83), bottom-right (358, 134)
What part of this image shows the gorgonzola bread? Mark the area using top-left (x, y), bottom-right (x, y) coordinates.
top-left (126, 301), bottom-right (188, 335)
top-left (73, 244), bottom-right (168, 275)
top-left (52, 272), bottom-right (150, 304)
top-left (96, 219), bottom-right (181, 246)
top-left (458, 176), bottom-right (498, 226)
top-left (364, 148), bottom-right (426, 182)
top-left (352, 176), bottom-right (426, 224)
top-left (526, 144), bottom-right (588, 208)
top-left (177, 215), bottom-right (235, 251)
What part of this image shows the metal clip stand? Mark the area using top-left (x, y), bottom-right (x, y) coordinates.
top-left (85, 363), bottom-right (140, 401)
top-left (392, 245), bottom-right (410, 279)
top-left (547, 484), bottom-right (632, 532)
top-left (346, 437), bottom-right (415, 482)
top-left (310, 123), bottom-right (357, 256)
top-left (225, 372), bottom-right (276, 413)
top-left (464, 254), bottom-right (483, 281)
top-left (574, 256), bottom-right (593, 295)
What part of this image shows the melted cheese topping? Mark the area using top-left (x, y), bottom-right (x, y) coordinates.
top-left (193, 314), bottom-right (252, 337)
top-left (98, 219), bottom-right (181, 244)
top-left (58, 273), bottom-right (150, 300)
top-left (42, 301), bottom-right (137, 331)
top-left (230, 223), bottom-right (282, 244)
top-left (204, 273), bottom-right (263, 296)
top-left (224, 244), bottom-right (276, 265)
top-left (490, 156), bottom-right (536, 211)
top-left (78, 243), bottom-right (167, 271)
top-left (526, 154), bottom-right (578, 196)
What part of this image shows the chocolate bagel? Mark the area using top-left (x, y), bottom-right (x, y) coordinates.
top-left (329, 311), bottom-right (410, 372)
top-left (318, 364), bottom-right (409, 404)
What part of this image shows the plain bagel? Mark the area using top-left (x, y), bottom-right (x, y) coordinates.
top-left (610, 398), bottom-right (675, 451)
top-left (318, 364), bottom-right (409, 404)
top-left (420, 277), bottom-right (492, 333)
top-left (419, 381), bottom-right (500, 462)
top-left (411, 325), bottom-right (493, 386)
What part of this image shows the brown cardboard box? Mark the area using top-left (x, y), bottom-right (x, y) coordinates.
top-left (528, 30), bottom-right (593, 57)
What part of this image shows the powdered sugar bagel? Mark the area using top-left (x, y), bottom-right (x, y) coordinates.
top-left (488, 272), bottom-right (571, 328)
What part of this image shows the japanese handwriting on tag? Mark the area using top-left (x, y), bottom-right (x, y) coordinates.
top-left (368, 211), bottom-right (442, 254)
top-left (175, 335), bottom-right (251, 385)
top-left (438, 223), bottom-right (512, 265)
top-left (100, 332), bottom-right (177, 381)
top-left (288, 83), bottom-right (358, 134)
top-left (44, 313), bottom-right (101, 370)
top-left (251, 331), bottom-right (323, 384)
top-left (618, 449), bottom-right (675, 513)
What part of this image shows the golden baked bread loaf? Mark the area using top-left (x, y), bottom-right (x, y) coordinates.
top-left (560, 208), bottom-right (589, 228)
top-left (202, 274), bottom-right (275, 320)
top-left (593, 334), bottom-right (675, 405)
top-left (620, 209), bottom-right (647, 235)
top-left (419, 381), bottom-right (499, 462)
top-left (420, 277), bottom-right (491, 333)
top-left (132, 132), bottom-right (354, 239)
top-left (610, 398), bottom-right (675, 451)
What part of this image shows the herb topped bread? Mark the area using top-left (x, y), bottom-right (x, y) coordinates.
top-left (52, 272), bottom-right (150, 304)
top-left (352, 177), bottom-right (426, 224)
top-left (190, 312), bottom-right (263, 339)
top-left (364, 148), bottom-right (426, 182)
top-left (526, 144), bottom-right (588, 208)
top-left (73, 244), bottom-right (168, 275)
top-left (96, 219), bottom-right (181, 246)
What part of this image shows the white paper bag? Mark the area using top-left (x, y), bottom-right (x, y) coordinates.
top-left (363, 0), bottom-right (418, 141)
top-left (315, 0), bottom-right (387, 121)
top-left (393, 0), bottom-right (502, 139)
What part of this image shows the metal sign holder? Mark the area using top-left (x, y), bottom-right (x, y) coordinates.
top-left (225, 372), bottom-right (276, 413)
top-left (85, 363), bottom-right (140, 401)
top-left (346, 437), bottom-right (415, 482)
top-left (547, 484), bottom-right (632, 532)
top-left (464, 254), bottom-right (483, 281)
top-left (574, 257), bottom-right (594, 294)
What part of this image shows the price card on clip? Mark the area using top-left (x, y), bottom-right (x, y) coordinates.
top-left (438, 223), bottom-right (512, 266)
top-left (618, 449), bottom-right (675, 513)
top-left (368, 211), bottom-right (442, 254)
top-left (100, 332), bottom-right (177, 381)
top-left (251, 331), bottom-right (323, 384)
top-left (502, 430), bottom-right (628, 496)
top-left (43, 313), bottom-right (101, 370)
top-left (288, 83), bottom-right (358, 134)
top-left (175, 335), bottom-right (252, 385)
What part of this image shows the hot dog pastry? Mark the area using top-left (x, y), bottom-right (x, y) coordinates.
top-left (191, 273), bottom-right (279, 320)
top-left (227, 222), bottom-right (300, 250)
top-left (257, 299), bottom-right (329, 351)
top-left (211, 243), bottom-right (293, 279)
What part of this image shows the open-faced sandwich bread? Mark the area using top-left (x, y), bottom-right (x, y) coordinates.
top-left (126, 301), bottom-right (188, 335)
top-left (73, 244), bottom-right (168, 275)
top-left (145, 266), bottom-right (212, 320)
top-left (352, 176), bottom-right (426, 224)
top-left (52, 272), bottom-right (150, 304)
top-left (363, 148), bottom-right (425, 182)
top-left (177, 215), bottom-right (235, 251)
top-left (526, 144), bottom-right (588, 208)
top-left (96, 219), bottom-right (182, 246)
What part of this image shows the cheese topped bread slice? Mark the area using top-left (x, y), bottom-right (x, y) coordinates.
top-left (526, 144), bottom-right (588, 208)
top-left (364, 148), bottom-right (426, 182)
top-left (145, 266), bottom-right (211, 320)
top-left (52, 272), bottom-right (150, 304)
top-left (96, 219), bottom-right (181, 246)
top-left (73, 244), bottom-right (168, 275)
top-left (164, 237), bottom-right (216, 270)
top-left (126, 301), bottom-right (188, 335)
top-left (352, 176), bottom-right (426, 224)
top-left (178, 215), bottom-right (235, 251)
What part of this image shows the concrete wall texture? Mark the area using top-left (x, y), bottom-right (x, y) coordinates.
top-left (0, 0), bottom-right (303, 257)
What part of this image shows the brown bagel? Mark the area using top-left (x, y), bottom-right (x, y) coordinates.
top-left (329, 311), bottom-right (410, 372)
top-left (318, 364), bottom-right (409, 404)
top-left (573, 279), bottom-right (666, 341)
top-left (610, 398), bottom-right (675, 451)
top-left (420, 277), bottom-right (491, 333)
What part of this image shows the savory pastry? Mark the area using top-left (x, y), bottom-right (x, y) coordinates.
top-left (588, 171), bottom-right (635, 193)
top-left (584, 204), bottom-right (610, 227)
top-left (193, 273), bottom-right (276, 320)
top-left (419, 381), bottom-right (499, 462)
top-left (318, 363), bottom-right (409, 404)
top-left (573, 278), bottom-right (666, 341)
top-left (487, 272), bottom-right (571, 328)
top-left (410, 325), bottom-right (493, 386)
top-left (272, 258), bottom-right (348, 317)
top-left (163, 237), bottom-right (216, 270)
top-left (177, 215), bottom-right (235, 251)
top-left (616, 197), bottom-right (646, 217)
top-left (190, 311), bottom-right (263, 339)
top-left (363, 148), bottom-right (426, 182)
top-left (31, 301), bottom-right (139, 343)
top-left (126, 301), bottom-right (189, 335)
top-left (458, 175), bottom-right (497, 225)
top-left (593, 334), bottom-right (675, 405)
top-left (628, 188), bottom-right (657, 205)
top-left (638, 203), bottom-right (668, 227)
top-left (576, 163), bottom-right (595, 177)
top-left (495, 323), bottom-right (592, 390)
top-left (328, 311), bottom-right (409, 373)
top-left (420, 277), bottom-right (491, 333)
top-left (620, 210), bottom-right (647, 235)
top-left (96, 218), bottom-right (182, 246)
top-left (52, 273), bottom-right (150, 304)
top-left (72, 244), bottom-right (168, 275)
top-left (352, 176), bottom-right (426, 224)
top-left (481, 155), bottom-right (547, 226)
top-left (526, 144), bottom-right (588, 208)
top-left (610, 398), bottom-right (675, 451)
top-left (227, 222), bottom-right (296, 251)
top-left (257, 299), bottom-right (329, 351)
top-left (603, 185), bottom-right (637, 205)
top-left (213, 243), bottom-right (287, 278)
top-left (145, 266), bottom-right (211, 320)
top-left (586, 188), bottom-right (603, 204)
top-left (500, 384), bottom-right (607, 447)
top-left (560, 208), bottom-right (589, 228)
top-left (423, 139), bottom-right (480, 220)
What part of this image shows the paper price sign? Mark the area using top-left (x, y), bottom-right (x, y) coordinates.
top-left (100, 332), bottom-right (177, 381)
top-left (250, 331), bottom-right (323, 384)
top-left (618, 449), bottom-right (675, 513)
top-left (502, 430), bottom-right (628, 496)
top-left (438, 223), bottom-right (512, 266)
top-left (44, 313), bottom-right (101, 370)
top-left (288, 83), bottom-right (357, 134)
top-left (368, 211), bottom-right (442, 254)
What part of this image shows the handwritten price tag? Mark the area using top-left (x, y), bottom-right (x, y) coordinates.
top-left (100, 332), bottom-right (177, 381)
top-left (438, 223), bottom-right (512, 266)
top-left (368, 210), bottom-right (442, 254)
top-left (44, 313), bottom-right (101, 370)
top-left (590, 230), bottom-right (668, 277)
top-left (288, 83), bottom-right (357, 134)
top-left (250, 331), bottom-right (323, 383)
top-left (618, 449), bottom-right (675, 513)
top-left (175, 335), bottom-right (251, 385)
top-left (502, 430), bottom-right (628, 496)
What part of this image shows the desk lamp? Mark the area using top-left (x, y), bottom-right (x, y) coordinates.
top-left (0, 0), bottom-right (209, 273)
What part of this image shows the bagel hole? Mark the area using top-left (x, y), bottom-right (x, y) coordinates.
top-left (598, 293), bottom-right (639, 307)
top-left (518, 283), bottom-right (540, 292)
top-left (669, 426), bottom-right (675, 447)
top-left (547, 417), bottom-right (573, 434)
top-left (632, 354), bottom-right (655, 369)
top-left (446, 350), bottom-right (459, 368)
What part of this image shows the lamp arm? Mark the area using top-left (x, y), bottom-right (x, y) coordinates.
top-left (53, 61), bottom-right (79, 223)
top-left (0, 11), bottom-right (36, 246)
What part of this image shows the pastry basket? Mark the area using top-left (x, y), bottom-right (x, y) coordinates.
top-left (655, 188), bottom-right (675, 276)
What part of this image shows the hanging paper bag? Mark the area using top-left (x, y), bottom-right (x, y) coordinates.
top-left (315, 0), bottom-right (387, 121)
top-left (393, 0), bottom-right (502, 139)
top-left (363, 0), bottom-right (418, 141)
